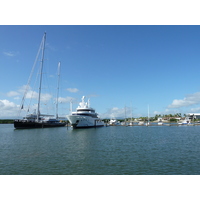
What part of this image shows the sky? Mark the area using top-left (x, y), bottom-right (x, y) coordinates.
top-left (1, 25), bottom-right (200, 119)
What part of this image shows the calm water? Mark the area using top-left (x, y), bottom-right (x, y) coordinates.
top-left (1, 124), bottom-right (200, 175)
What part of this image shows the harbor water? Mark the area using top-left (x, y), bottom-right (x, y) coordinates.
top-left (1, 124), bottom-right (200, 175)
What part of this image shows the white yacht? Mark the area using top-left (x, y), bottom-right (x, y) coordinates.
top-left (178, 117), bottom-right (191, 125)
top-left (109, 118), bottom-right (120, 125)
top-left (67, 96), bottom-right (104, 128)
top-left (138, 121), bottom-right (144, 125)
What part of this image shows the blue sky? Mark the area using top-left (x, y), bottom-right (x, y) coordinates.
top-left (1, 25), bottom-right (200, 119)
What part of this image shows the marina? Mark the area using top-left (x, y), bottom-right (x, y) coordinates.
top-left (109, 123), bottom-right (200, 127)
top-left (1, 27), bottom-right (200, 179)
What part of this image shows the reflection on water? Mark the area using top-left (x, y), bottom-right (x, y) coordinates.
top-left (1, 124), bottom-right (200, 174)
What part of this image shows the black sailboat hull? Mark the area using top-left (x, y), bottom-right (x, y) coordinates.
top-left (14, 120), bottom-right (66, 129)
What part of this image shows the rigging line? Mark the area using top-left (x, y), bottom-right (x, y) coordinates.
top-left (26, 69), bottom-right (40, 115)
top-left (18, 35), bottom-right (44, 117)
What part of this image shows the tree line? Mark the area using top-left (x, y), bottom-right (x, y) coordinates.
top-left (103, 113), bottom-right (192, 123)
top-left (0, 119), bottom-right (14, 124)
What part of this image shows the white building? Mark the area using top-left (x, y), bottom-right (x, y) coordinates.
top-left (187, 113), bottom-right (200, 119)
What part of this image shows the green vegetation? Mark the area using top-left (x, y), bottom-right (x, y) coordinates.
top-left (104, 113), bottom-right (192, 123)
top-left (154, 113), bottom-right (182, 120)
top-left (169, 118), bottom-right (178, 122)
top-left (0, 119), bottom-right (14, 124)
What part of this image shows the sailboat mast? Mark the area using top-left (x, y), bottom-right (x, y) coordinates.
top-left (70, 100), bottom-right (73, 115)
top-left (124, 105), bottom-right (126, 125)
top-left (131, 101), bottom-right (133, 122)
top-left (37, 32), bottom-right (46, 121)
top-left (56, 62), bottom-right (61, 119)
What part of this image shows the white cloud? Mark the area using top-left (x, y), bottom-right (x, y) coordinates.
top-left (3, 85), bottom-right (76, 118)
top-left (0, 99), bottom-right (16, 109)
top-left (3, 51), bottom-right (15, 57)
top-left (101, 107), bottom-right (132, 119)
top-left (154, 111), bottom-right (161, 115)
top-left (67, 88), bottom-right (79, 93)
top-left (40, 93), bottom-right (52, 102)
top-left (3, 51), bottom-right (19, 57)
top-left (7, 85), bottom-right (52, 102)
top-left (26, 90), bottom-right (38, 99)
top-left (57, 96), bottom-right (76, 103)
top-left (190, 107), bottom-right (200, 113)
top-left (25, 91), bottom-right (52, 102)
top-left (168, 92), bottom-right (200, 108)
top-left (0, 99), bottom-right (19, 118)
top-left (7, 91), bottom-right (20, 97)
top-left (18, 85), bottom-right (31, 93)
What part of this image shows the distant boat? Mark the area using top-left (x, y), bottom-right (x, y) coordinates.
top-left (158, 117), bottom-right (163, 125)
top-left (109, 118), bottom-right (120, 125)
top-left (67, 96), bottom-right (104, 128)
top-left (138, 121), bottom-right (144, 125)
top-left (129, 102), bottom-right (134, 126)
top-left (145, 105), bottom-right (150, 126)
top-left (158, 122), bottom-right (163, 125)
top-left (178, 117), bottom-right (191, 125)
top-left (14, 33), bottom-right (66, 129)
top-left (128, 121), bottom-right (134, 126)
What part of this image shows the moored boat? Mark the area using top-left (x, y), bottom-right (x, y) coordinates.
top-left (14, 33), bottom-right (66, 129)
top-left (67, 96), bottom-right (104, 128)
top-left (178, 117), bottom-right (191, 125)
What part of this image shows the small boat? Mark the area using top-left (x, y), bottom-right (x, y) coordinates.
top-left (14, 33), bottom-right (66, 129)
top-left (145, 105), bottom-right (150, 126)
top-left (109, 118), bottom-right (120, 126)
top-left (129, 102), bottom-right (134, 126)
top-left (128, 121), bottom-right (134, 126)
top-left (178, 117), bottom-right (191, 125)
top-left (145, 122), bottom-right (150, 126)
top-left (67, 96), bottom-right (104, 128)
top-left (138, 121), bottom-right (144, 125)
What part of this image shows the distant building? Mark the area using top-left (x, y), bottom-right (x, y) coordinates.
top-left (187, 113), bottom-right (200, 119)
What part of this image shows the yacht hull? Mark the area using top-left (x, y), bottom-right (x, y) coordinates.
top-left (67, 115), bottom-right (104, 129)
top-left (14, 120), bottom-right (66, 129)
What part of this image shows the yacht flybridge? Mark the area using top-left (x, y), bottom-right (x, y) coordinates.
top-left (67, 96), bottom-right (104, 128)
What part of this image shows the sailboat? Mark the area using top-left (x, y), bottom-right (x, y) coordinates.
top-left (145, 105), bottom-right (150, 126)
top-left (14, 33), bottom-right (66, 129)
top-left (129, 102), bottom-right (134, 126)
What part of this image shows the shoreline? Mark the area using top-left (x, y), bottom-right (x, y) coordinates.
top-left (0, 120), bottom-right (14, 124)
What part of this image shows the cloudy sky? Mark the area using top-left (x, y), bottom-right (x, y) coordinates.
top-left (1, 24), bottom-right (200, 119)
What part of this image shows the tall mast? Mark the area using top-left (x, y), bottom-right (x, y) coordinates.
top-left (124, 105), bottom-right (126, 125)
top-left (56, 62), bottom-right (61, 119)
top-left (131, 101), bottom-right (133, 122)
top-left (70, 99), bottom-right (73, 115)
top-left (37, 32), bottom-right (46, 121)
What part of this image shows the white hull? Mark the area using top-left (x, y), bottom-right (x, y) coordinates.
top-left (67, 115), bottom-right (104, 128)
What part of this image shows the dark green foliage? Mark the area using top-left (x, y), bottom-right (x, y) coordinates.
top-left (0, 119), bottom-right (14, 124)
